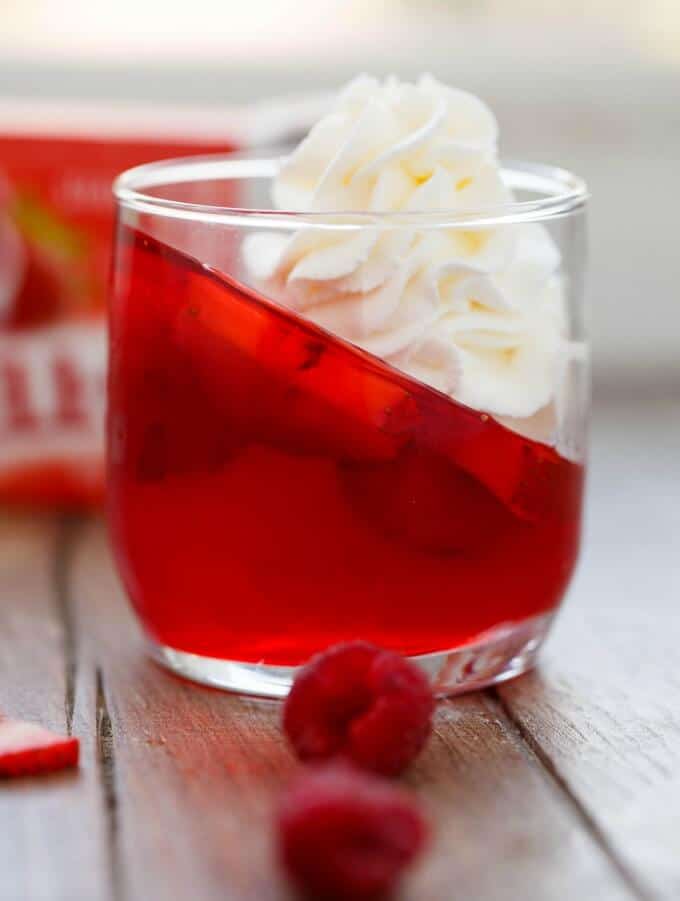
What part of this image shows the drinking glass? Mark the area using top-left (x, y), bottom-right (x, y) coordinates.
top-left (109, 151), bottom-right (588, 697)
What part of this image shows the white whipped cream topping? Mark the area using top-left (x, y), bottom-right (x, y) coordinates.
top-left (243, 74), bottom-right (567, 419)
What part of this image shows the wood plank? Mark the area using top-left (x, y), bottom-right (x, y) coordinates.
top-left (69, 517), bottom-right (293, 901)
top-left (70, 518), bottom-right (635, 901)
top-left (0, 514), bottom-right (110, 901)
top-left (410, 693), bottom-right (634, 901)
top-left (498, 394), bottom-right (680, 900)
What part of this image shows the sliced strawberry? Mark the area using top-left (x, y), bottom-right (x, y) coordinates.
top-left (342, 443), bottom-right (514, 555)
top-left (7, 241), bottom-right (63, 328)
top-left (507, 443), bottom-right (585, 523)
top-left (413, 389), bottom-right (581, 522)
top-left (178, 265), bottom-right (411, 462)
top-left (0, 718), bottom-right (79, 778)
top-left (117, 232), bottom-right (425, 474)
top-left (5, 191), bottom-right (93, 329)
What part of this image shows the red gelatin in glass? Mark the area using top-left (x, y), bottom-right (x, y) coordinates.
top-left (108, 229), bottom-right (584, 666)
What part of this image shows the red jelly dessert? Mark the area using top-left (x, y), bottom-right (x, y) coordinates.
top-left (284, 641), bottom-right (434, 777)
top-left (108, 228), bottom-right (584, 666)
top-left (277, 762), bottom-right (427, 901)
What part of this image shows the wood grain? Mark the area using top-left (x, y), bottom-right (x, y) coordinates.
top-left (68, 516), bottom-right (293, 901)
top-left (409, 694), bottom-right (633, 901)
top-left (68, 518), bottom-right (633, 901)
top-left (0, 514), bottom-right (109, 901)
top-left (1, 394), bottom-right (677, 900)
top-left (498, 396), bottom-right (680, 901)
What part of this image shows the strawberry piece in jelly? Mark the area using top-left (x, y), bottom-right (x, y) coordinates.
top-left (170, 257), bottom-right (412, 462)
top-left (342, 443), bottom-right (515, 555)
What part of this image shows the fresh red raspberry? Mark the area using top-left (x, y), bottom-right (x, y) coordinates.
top-left (278, 762), bottom-right (427, 901)
top-left (283, 641), bottom-right (434, 777)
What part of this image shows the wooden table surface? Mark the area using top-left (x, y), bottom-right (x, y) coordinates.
top-left (1, 392), bottom-right (678, 901)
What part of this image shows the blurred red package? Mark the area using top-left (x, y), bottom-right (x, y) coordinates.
top-left (0, 96), bottom-right (321, 508)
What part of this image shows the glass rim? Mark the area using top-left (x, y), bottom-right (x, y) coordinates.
top-left (113, 147), bottom-right (589, 230)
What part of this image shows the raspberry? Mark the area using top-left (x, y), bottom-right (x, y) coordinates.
top-left (0, 718), bottom-right (79, 778)
top-left (283, 641), bottom-right (434, 777)
top-left (278, 763), bottom-right (427, 901)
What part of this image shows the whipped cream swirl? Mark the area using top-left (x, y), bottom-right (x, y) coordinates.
top-left (243, 74), bottom-right (566, 419)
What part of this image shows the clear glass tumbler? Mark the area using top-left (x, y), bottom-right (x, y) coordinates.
top-left (109, 151), bottom-right (589, 697)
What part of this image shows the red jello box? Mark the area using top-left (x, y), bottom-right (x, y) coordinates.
top-left (0, 96), bottom-right (321, 507)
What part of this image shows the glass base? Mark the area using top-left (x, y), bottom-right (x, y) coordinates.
top-left (147, 611), bottom-right (554, 699)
